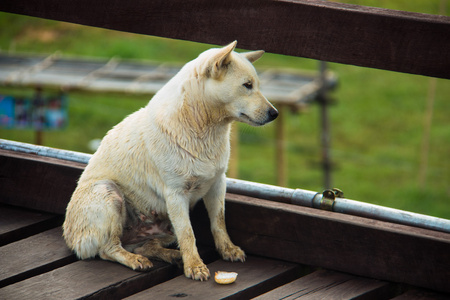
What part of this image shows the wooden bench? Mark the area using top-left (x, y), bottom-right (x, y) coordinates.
top-left (1, 147), bottom-right (449, 299)
top-left (1, 0), bottom-right (449, 298)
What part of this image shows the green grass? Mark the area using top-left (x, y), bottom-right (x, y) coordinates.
top-left (0, 4), bottom-right (449, 219)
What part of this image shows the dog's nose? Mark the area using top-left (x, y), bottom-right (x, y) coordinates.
top-left (268, 107), bottom-right (279, 122)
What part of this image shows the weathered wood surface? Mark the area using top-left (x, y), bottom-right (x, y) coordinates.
top-left (254, 269), bottom-right (393, 299)
top-left (1, 199), bottom-right (447, 299)
top-left (0, 204), bottom-right (62, 246)
top-left (391, 289), bottom-right (450, 300)
top-left (0, 258), bottom-right (176, 300)
top-left (1, 149), bottom-right (450, 294)
top-left (193, 194), bottom-right (450, 293)
top-left (0, 207), bottom-right (216, 299)
top-left (126, 256), bottom-right (302, 300)
top-left (0, 227), bottom-right (75, 288)
top-left (1, 0), bottom-right (449, 78)
top-left (0, 223), bottom-right (216, 300)
top-left (0, 149), bottom-right (84, 214)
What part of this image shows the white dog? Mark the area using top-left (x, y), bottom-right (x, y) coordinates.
top-left (63, 41), bottom-right (278, 281)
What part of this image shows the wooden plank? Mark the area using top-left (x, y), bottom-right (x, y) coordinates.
top-left (254, 269), bottom-right (393, 299)
top-left (0, 149), bottom-right (85, 214)
top-left (0, 259), bottom-right (149, 300)
top-left (0, 227), bottom-right (75, 288)
top-left (0, 204), bottom-right (62, 246)
top-left (1, 0), bottom-right (449, 78)
top-left (126, 256), bottom-right (303, 300)
top-left (391, 289), bottom-right (450, 300)
top-left (192, 194), bottom-right (450, 293)
top-left (0, 247), bottom-right (218, 299)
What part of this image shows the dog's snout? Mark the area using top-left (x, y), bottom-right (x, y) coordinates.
top-left (268, 107), bottom-right (279, 122)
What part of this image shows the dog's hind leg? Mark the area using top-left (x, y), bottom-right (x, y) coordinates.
top-left (64, 179), bottom-right (153, 271)
top-left (99, 236), bottom-right (153, 271)
top-left (94, 180), bottom-right (153, 271)
top-left (134, 235), bottom-right (182, 266)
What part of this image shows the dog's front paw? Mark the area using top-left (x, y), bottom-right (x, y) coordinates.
top-left (184, 263), bottom-right (210, 281)
top-left (220, 244), bottom-right (246, 262)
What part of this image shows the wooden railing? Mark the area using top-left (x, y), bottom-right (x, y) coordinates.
top-left (2, 0), bottom-right (450, 79)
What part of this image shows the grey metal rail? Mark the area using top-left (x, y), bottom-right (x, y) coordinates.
top-left (1, 139), bottom-right (449, 234)
top-left (226, 178), bottom-right (450, 234)
top-left (0, 139), bottom-right (91, 164)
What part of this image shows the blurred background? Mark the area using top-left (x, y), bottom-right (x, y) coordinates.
top-left (0, 1), bottom-right (449, 218)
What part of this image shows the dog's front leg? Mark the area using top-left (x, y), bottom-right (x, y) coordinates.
top-left (203, 174), bottom-right (246, 262)
top-left (166, 192), bottom-right (210, 281)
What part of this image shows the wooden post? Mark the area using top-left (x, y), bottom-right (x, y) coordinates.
top-left (35, 130), bottom-right (43, 145)
top-left (418, 1), bottom-right (445, 188)
top-left (228, 122), bottom-right (239, 179)
top-left (33, 86), bottom-right (45, 146)
top-left (276, 105), bottom-right (286, 187)
top-left (418, 72), bottom-right (437, 189)
top-left (318, 61), bottom-right (332, 189)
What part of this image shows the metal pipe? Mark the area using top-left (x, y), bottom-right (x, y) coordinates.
top-left (0, 139), bottom-right (91, 164)
top-left (2, 139), bottom-right (450, 234)
top-left (226, 178), bottom-right (450, 234)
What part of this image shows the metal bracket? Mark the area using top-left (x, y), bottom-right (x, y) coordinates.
top-left (317, 188), bottom-right (344, 211)
top-left (331, 188), bottom-right (344, 198)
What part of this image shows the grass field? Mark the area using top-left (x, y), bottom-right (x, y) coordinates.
top-left (0, 2), bottom-right (449, 218)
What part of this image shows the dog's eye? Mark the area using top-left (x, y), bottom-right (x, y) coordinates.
top-left (243, 82), bottom-right (253, 89)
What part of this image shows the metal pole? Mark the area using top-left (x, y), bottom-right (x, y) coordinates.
top-left (0, 139), bottom-right (91, 164)
top-left (1, 139), bottom-right (449, 234)
top-left (226, 178), bottom-right (450, 234)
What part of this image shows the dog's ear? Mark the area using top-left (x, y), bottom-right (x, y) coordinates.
top-left (242, 50), bottom-right (265, 63)
top-left (210, 41), bottom-right (237, 78)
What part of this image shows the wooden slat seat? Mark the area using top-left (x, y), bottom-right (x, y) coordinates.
top-left (214, 194), bottom-right (450, 294)
top-left (126, 256), bottom-right (302, 300)
top-left (0, 259), bottom-right (137, 299)
top-left (0, 245), bottom-right (217, 300)
top-left (391, 289), bottom-right (450, 300)
top-left (254, 269), bottom-right (392, 299)
top-left (0, 204), bottom-right (62, 246)
top-left (1, 0), bottom-right (450, 296)
top-left (1, 148), bottom-right (449, 299)
top-left (0, 227), bottom-right (75, 288)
